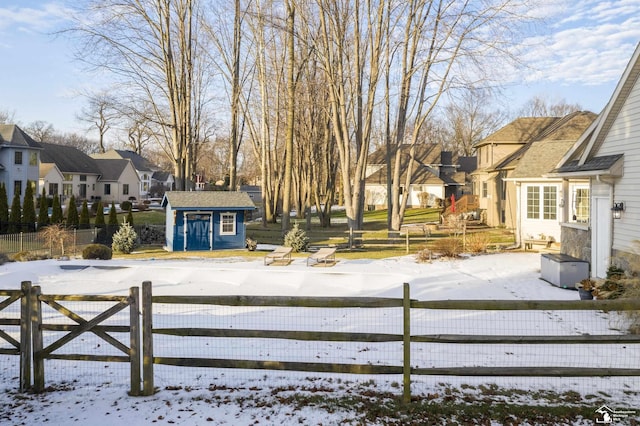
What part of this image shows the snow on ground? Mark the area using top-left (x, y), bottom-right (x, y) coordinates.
top-left (0, 252), bottom-right (638, 425)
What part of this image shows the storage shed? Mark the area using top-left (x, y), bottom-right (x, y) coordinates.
top-left (161, 191), bottom-right (256, 251)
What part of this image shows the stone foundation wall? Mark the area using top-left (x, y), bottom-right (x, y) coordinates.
top-left (560, 226), bottom-right (591, 263)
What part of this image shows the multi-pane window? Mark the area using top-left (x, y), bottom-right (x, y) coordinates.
top-left (48, 183), bottom-right (58, 196)
top-left (543, 186), bottom-right (557, 220)
top-left (29, 152), bottom-right (37, 166)
top-left (481, 181), bottom-right (488, 198)
top-left (527, 187), bottom-right (540, 219)
top-left (14, 151), bottom-right (23, 165)
top-left (572, 186), bottom-right (589, 223)
top-left (14, 180), bottom-right (22, 196)
top-left (104, 184), bottom-right (111, 195)
top-left (527, 185), bottom-right (557, 220)
top-left (220, 213), bottom-right (236, 235)
top-left (63, 183), bottom-right (73, 197)
top-left (123, 184), bottom-right (129, 195)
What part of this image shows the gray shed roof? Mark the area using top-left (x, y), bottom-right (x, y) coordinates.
top-left (162, 191), bottom-right (256, 209)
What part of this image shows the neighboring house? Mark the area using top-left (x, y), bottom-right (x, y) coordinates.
top-left (39, 142), bottom-right (101, 204)
top-left (472, 113), bottom-right (595, 235)
top-left (551, 43), bottom-right (640, 278)
top-left (161, 191), bottom-right (255, 251)
top-left (93, 158), bottom-right (141, 203)
top-left (364, 144), bottom-right (473, 210)
top-left (39, 143), bottom-right (141, 205)
top-left (0, 124), bottom-right (42, 203)
top-left (497, 111), bottom-right (597, 246)
top-left (151, 171), bottom-right (175, 196)
top-left (92, 149), bottom-right (165, 199)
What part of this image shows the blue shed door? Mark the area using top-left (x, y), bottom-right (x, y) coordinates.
top-left (186, 213), bottom-right (212, 250)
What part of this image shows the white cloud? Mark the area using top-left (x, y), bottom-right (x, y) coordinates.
top-left (518, 0), bottom-right (640, 86)
top-left (0, 2), bottom-right (72, 34)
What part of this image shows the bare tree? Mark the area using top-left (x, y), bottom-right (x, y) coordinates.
top-left (518, 95), bottom-right (583, 117)
top-left (0, 108), bottom-right (17, 124)
top-left (387, 0), bottom-right (535, 231)
top-left (67, 0), bottom-right (209, 190)
top-left (442, 89), bottom-right (506, 156)
top-left (315, 0), bottom-right (387, 231)
top-left (25, 120), bottom-right (56, 142)
top-left (50, 132), bottom-right (98, 154)
top-left (77, 91), bottom-right (118, 153)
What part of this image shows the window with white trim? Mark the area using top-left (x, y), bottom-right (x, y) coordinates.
top-left (571, 185), bottom-right (589, 223)
top-left (526, 185), bottom-right (557, 220)
top-left (220, 212), bottom-right (236, 235)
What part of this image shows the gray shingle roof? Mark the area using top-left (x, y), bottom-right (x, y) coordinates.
top-left (553, 154), bottom-right (623, 175)
top-left (0, 124), bottom-right (42, 149)
top-left (92, 149), bottom-right (157, 172)
top-left (162, 191), bottom-right (256, 209)
top-left (39, 142), bottom-right (100, 174)
top-left (93, 159), bottom-right (132, 181)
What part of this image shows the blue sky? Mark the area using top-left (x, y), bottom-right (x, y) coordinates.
top-left (1, 0), bottom-right (640, 136)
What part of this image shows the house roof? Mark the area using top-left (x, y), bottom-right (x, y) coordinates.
top-left (474, 117), bottom-right (559, 147)
top-left (365, 143), bottom-right (468, 186)
top-left (552, 154), bottom-right (624, 177)
top-left (162, 191), bottom-right (256, 209)
top-left (494, 111), bottom-right (597, 178)
top-left (39, 142), bottom-right (100, 175)
top-left (152, 171), bottom-right (173, 181)
top-left (0, 124), bottom-right (42, 149)
top-left (94, 158), bottom-right (137, 182)
top-left (553, 43), bottom-right (640, 176)
top-left (92, 149), bottom-right (157, 172)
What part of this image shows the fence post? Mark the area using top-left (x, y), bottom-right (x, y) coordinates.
top-left (141, 281), bottom-right (154, 395)
top-left (20, 281), bottom-right (32, 392)
top-left (20, 232), bottom-right (24, 253)
top-left (129, 286), bottom-right (141, 396)
top-left (403, 282), bottom-right (411, 404)
top-left (30, 285), bottom-right (44, 392)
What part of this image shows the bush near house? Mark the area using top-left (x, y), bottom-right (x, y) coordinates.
top-left (82, 244), bottom-right (113, 260)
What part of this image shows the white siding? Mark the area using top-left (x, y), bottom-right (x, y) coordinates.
top-left (596, 76), bottom-right (640, 253)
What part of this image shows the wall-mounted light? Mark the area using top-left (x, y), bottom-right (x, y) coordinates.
top-left (612, 202), bottom-right (624, 219)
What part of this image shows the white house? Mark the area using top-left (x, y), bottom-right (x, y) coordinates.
top-left (93, 158), bottom-right (141, 204)
top-left (552, 43), bottom-right (640, 278)
top-left (92, 149), bottom-right (160, 199)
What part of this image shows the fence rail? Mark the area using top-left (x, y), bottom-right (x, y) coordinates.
top-left (1, 281), bottom-right (639, 404)
top-left (0, 225), bottom-right (164, 257)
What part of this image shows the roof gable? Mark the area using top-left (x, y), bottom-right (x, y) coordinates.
top-left (162, 191), bottom-right (256, 209)
top-left (0, 124), bottom-right (42, 149)
top-left (492, 111), bottom-right (597, 175)
top-left (94, 159), bottom-right (136, 182)
top-left (555, 43), bottom-right (640, 174)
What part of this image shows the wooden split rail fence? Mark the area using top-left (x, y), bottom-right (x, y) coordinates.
top-left (1, 282), bottom-right (639, 402)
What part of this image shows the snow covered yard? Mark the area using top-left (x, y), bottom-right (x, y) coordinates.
top-left (0, 252), bottom-right (638, 425)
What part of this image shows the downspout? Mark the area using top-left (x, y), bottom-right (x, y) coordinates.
top-left (514, 181), bottom-right (522, 249)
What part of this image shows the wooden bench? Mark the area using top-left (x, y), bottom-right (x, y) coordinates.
top-left (523, 239), bottom-right (553, 251)
top-left (264, 246), bottom-right (293, 265)
top-left (307, 247), bottom-right (336, 267)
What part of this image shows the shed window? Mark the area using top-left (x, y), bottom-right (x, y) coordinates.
top-left (220, 212), bottom-right (236, 235)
